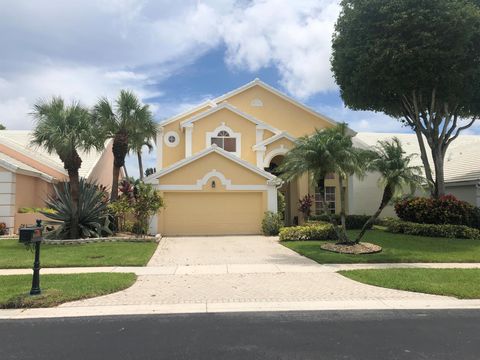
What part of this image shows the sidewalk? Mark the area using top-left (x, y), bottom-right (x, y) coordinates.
top-left (2, 262), bottom-right (480, 276)
top-left (2, 262), bottom-right (480, 319)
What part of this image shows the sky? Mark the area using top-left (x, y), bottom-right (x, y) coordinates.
top-left (1, 0), bottom-right (479, 177)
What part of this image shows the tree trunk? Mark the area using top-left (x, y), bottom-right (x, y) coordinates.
top-left (338, 176), bottom-right (348, 241)
top-left (413, 128), bottom-right (435, 197)
top-left (432, 147), bottom-right (446, 198)
top-left (137, 150), bottom-right (144, 180)
top-left (355, 183), bottom-right (393, 244)
top-left (68, 169), bottom-right (80, 239)
top-left (111, 132), bottom-right (129, 202)
top-left (123, 166), bottom-right (129, 179)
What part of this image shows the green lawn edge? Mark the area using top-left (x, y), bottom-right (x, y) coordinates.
top-left (0, 240), bottom-right (158, 269)
top-left (0, 273), bottom-right (137, 308)
top-left (281, 229), bottom-right (480, 264)
top-left (339, 268), bottom-right (480, 299)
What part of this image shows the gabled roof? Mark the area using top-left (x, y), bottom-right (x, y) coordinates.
top-left (144, 144), bottom-right (277, 183)
top-left (253, 131), bottom-right (297, 150)
top-left (160, 79), bottom-right (355, 134)
top-left (0, 130), bottom-right (111, 179)
top-left (180, 102), bottom-right (280, 133)
top-left (0, 152), bottom-right (54, 182)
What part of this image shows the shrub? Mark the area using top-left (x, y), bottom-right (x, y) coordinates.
top-left (279, 223), bottom-right (337, 241)
top-left (308, 214), bottom-right (373, 230)
top-left (384, 219), bottom-right (480, 239)
top-left (42, 180), bottom-right (112, 239)
top-left (18, 207), bottom-right (56, 214)
top-left (262, 211), bottom-right (283, 236)
top-left (395, 195), bottom-right (480, 228)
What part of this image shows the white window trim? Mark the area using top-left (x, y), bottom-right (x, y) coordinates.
top-left (164, 131), bottom-right (180, 148)
top-left (206, 123), bottom-right (241, 157)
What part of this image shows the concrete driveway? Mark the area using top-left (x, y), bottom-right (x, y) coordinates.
top-left (147, 235), bottom-right (315, 266)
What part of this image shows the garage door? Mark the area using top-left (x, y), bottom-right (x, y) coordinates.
top-left (162, 192), bottom-right (264, 236)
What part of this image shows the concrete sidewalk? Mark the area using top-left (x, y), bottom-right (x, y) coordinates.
top-left (2, 262), bottom-right (480, 276)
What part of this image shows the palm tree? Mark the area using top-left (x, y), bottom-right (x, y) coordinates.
top-left (280, 123), bottom-right (366, 243)
top-left (354, 138), bottom-right (423, 243)
top-left (92, 90), bottom-right (155, 200)
top-left (31, 97), bottom-right (104, 239)
top-left (128, 119), bottom-right (157, 180)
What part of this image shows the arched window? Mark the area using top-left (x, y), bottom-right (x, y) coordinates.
top-left (211, 130), bottom-right (237, 152)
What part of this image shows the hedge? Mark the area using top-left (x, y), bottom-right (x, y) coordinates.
top-left (308, 214), bottom-right (373, 230)
top-left (395, 195), bottom-right (480, 228)
top-left (279, 223), bottom-right (337, 241)
top-left (384, 219), bottom-right (480, 240)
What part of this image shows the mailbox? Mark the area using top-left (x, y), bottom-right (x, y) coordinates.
top-left (19, 220), bottom-right (43, 244)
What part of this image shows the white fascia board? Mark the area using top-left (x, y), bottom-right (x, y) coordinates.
top-left (159, 100), bottom-right (216, 128)
top-left (252, 131), bottom-right (297, 150)
top-left (0, 158), bottom-right (54, 183)
top-left (180, 102), bottom-right (280, 134)
top-left (145, 145), bottom-right (276, 182)
top-left (214, 78), bottom-right (357, 136)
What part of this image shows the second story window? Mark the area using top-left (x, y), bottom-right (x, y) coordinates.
top-left (211, 130), bottom-right (237, 152)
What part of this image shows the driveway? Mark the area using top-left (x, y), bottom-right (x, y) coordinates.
top-left (147, 235), bottom-right (315, 266)
top-left (62, 235), bottom-right (448, 309)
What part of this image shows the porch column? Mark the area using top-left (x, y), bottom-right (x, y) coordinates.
top-left (185, 124), bottom-right (193, 157)
top-left (267, 181), bottom-right (278, 213)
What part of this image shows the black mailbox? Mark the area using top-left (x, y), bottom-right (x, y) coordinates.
top-left (19, 220), bottom-right (43, 244)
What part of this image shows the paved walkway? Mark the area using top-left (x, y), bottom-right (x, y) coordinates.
top-left (2, 236), bottom-right (480, 319)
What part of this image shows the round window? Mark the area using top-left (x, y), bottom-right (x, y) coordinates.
top-left (164, 131), bottom-right (179, 147)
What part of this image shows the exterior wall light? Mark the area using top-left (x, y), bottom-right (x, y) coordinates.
top-left (211, 180), bottom-right (216, 188)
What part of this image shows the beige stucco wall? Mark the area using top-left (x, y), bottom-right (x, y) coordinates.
top-left (160, 152), bottom-right (268, 186)
top-left (225, 85), bottom-right (334, 137)
top-left (445, 184), bottom-right (478, 206)
top-left (87, 141), bottom-right (116, 189)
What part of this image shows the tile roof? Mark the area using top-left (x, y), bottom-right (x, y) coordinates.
top-left (356, 132), bottom-right (480, 184)
top-left (0, 130), bottom-right (110, 179)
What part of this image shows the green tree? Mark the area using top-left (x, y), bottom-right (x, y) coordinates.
top-left (31, 97), bottom-right (104, 239)
top-left (0, 124), bottom-right (6, 130)
top-left (331, 0), bottom-right (480, 198)
top-left (128, 119), bottom-right (157, 180)
top-left (279, 123), bottom-right (366, 243)
top-left (355, 138), bottom-right (424, 243)
top-left (92, 90), bottom-right (155, 201)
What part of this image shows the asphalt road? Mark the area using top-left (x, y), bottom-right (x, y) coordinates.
top-left (1, 310), bottom-right (479, 360)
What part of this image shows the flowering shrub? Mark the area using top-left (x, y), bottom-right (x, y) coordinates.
top-left (395, 195), bottom-right (480, 228)
top-left (279, 223), bottom-right (337, 241)
top-left (298, 194), bottom-right (314, 219)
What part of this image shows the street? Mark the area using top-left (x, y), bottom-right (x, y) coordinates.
top-left (0, 310), bottom-right (479, 359)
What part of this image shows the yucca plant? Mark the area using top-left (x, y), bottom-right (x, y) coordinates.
top-left (42, 179), bottom-right (112, 239)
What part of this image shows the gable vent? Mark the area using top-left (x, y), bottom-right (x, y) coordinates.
top-left (250, 98), bottom-right (263, 107)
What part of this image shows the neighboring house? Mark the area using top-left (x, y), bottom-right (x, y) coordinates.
top-left (351, 133), bottom-right (480, 217)
top-left (0, 130), bottom-right (117, 233)
top-left (146, 79), bottom-right (359, 236)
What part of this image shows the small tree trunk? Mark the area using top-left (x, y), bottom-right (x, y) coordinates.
top-left (123, 166), bottom-right (129, 179)
top-left (67, 169), bottom-right (80, 239)
top-left (111, 165), bottom-right (121, 202)
top-left (338, 176), bottom-right (348, 238)
top-left (137, 151), bottom-right (144, 180)
top-left (355, 183), bottom-right (393, 244)
top-left (432, 148), bottom-right (445, 198)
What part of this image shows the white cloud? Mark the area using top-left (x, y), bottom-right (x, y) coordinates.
top-left (220, 0), bottom-right (341, 98)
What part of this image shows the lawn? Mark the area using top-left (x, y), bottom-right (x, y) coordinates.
top-left (0, 239), bottom-right (158, 269)
top-left (340, 268), bottom-right (480, 299)
top-left (282, 229), bottom-right (480, 263)
top-left (0, 273), bottom-right (136, 308)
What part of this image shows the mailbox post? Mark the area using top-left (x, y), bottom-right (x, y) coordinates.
top-left (19, 219), bottom-right (44, 296)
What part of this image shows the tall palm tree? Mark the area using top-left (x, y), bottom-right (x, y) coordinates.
top-left (31, 97), bottom-right (104, 239)
top-left (128, 119), bottom-right (157, 179)
top-left (92, 90), bottom-right (154, 200)
top-left (279, 123), bottom-right (366, 243)
top-left (354, 138), bottom-right (424, 243)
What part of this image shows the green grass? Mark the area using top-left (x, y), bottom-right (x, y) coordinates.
top-left (0, 239), bottom-right (157, 269)
top-left (282, 229), bottom-right (480, 263)
top-left (340, 268), bottom-right (480, 299)
top-left (0, 273), bottom-right (136, 308)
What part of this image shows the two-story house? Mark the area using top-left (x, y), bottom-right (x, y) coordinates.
top-left (146, 79), bottom-right (349, 236)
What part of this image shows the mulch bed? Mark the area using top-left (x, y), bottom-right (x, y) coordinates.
top-left (321, 242), bottom-right (382, 254)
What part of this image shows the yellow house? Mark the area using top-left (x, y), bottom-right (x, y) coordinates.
top-left (146, 79), bottom-right (351, 236)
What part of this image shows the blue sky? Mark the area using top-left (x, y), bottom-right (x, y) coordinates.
top-left (0, 0), bottom-right (477, 177)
